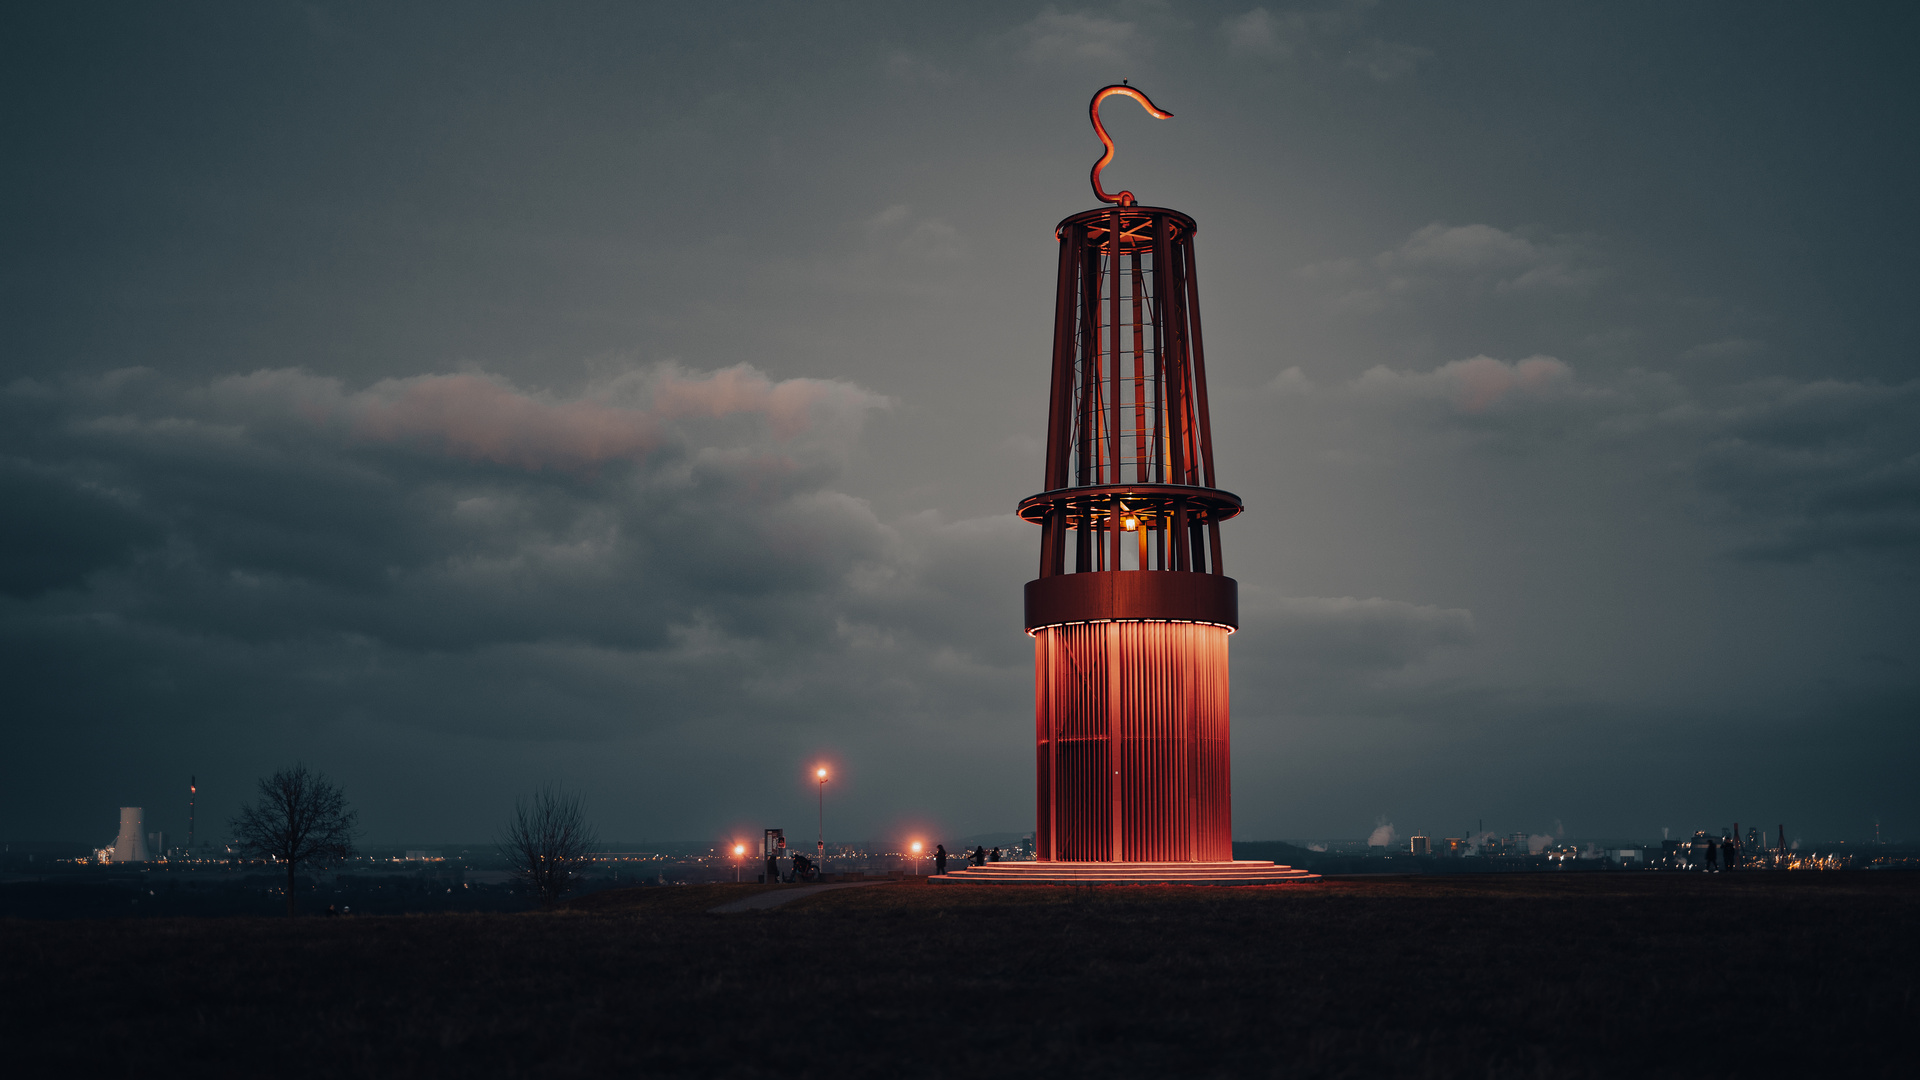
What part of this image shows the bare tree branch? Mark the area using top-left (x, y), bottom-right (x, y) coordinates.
top-left (498, 785), bottom-right (599, 909)
top-left (229, 763), bottom-right (357, 916)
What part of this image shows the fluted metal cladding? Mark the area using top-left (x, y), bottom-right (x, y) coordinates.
top-left (1033, 621), bottom-right (1233, 863)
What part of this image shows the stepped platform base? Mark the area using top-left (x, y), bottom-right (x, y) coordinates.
top-left (928, 860), bottom-right (1320, 886)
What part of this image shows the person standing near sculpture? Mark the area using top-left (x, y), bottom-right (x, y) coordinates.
top-left (934, 844), bottom-right (948, 874)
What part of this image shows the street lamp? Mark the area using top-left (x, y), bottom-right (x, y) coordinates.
top-left (910, 840), bottom-right (923, 877)
top-left (815, 767), bottom-right (828, 873)
top-left (732, 843), bottom-right (745, 883)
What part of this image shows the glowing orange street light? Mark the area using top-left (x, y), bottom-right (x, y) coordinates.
top-left (732, 843), bottom-right (746, 883)
top-left (910, 840), bottom-right (923, 877)
top-left (815, 767), bottom-right (829, 873)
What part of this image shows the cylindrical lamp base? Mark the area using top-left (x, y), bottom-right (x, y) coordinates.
top-left (1033, 620), bottom-right (1232, 863)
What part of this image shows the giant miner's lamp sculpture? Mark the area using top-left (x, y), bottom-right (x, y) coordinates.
top-left (936, 86), bottom-right (1315, 885)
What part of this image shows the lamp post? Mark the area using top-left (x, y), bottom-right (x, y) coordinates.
top-left (733, 843), bottom-right (745, 883)
top-left (910, 840), bottom-right (923, 877)
top-left (815, 767), bottom-right (828, 873)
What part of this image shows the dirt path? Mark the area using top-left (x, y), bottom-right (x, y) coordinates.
top-left (707, 879), bottom-right (897, 913)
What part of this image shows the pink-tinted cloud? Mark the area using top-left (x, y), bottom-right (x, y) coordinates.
top-left (1441, 355), bottom-right (1572, 413)
top-left (338, 365), bottom-right (886, 471)
top-left (1352, 354), bottom-right (1576, 414)
top-left (353, 374), bottom-right (659, 471)
top-left (651, 364), bottom-right (878, 440)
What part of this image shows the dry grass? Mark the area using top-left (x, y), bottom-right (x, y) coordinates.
top-left (3, 873), bottom-right (1912, 1078)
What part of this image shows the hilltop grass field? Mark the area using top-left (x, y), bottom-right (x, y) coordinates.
top-left (3, 873), bottom-right (1912, 1078)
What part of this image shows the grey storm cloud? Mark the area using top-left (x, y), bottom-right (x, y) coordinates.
top-left (1297, 223), bottom-right (1603, 315)
top-left (1263, 353), bottom-right (1920, 561)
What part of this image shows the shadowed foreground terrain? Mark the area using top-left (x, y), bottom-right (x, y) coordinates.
top-left (3, 874), bottom-right (1912, 1078)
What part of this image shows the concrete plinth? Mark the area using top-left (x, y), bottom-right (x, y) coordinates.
top-left (928, 860), bottom-right (1319, 886)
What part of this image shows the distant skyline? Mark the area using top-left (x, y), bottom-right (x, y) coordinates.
top-left (3, 3), bottom-right (1916, 845)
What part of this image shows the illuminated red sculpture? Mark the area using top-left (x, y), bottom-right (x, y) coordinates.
top-left (936, 87), bottom-right (1314, 885)
top-left (1024, 83), bottom-right (1239, 863)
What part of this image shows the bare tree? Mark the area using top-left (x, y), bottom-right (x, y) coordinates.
top-left (229, 763), bottom-right (357, 916)
top-left (499, 785), bottom-right (600, 908)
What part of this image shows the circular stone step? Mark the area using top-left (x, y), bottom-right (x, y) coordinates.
top-left (927, 860), bottom-right (1320, 886)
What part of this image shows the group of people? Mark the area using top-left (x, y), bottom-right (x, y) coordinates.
top-left (756, 842), bottom-right (1008, 882)
top-left (761, 852), bottom-right (820, 884)
top-left (928, 844), bottom-right (1001, 873)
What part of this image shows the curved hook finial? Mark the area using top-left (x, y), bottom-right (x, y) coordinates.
top-left (1089, 84), bottom-right (1173, 207)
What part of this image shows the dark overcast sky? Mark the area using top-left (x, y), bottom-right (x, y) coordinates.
top-left (4, 2), bottom-right (1916, 847)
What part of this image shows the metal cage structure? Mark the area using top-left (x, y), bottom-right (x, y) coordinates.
top-left (1022, 86), bottom-right (1243, 865)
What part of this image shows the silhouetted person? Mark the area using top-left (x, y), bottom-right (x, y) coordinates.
top-left (990, 847), bottom-right (1001, 863)
top-left (934, 844), bottom-right (948, 874)
top-left (324, 904), bottom-right (339, 917)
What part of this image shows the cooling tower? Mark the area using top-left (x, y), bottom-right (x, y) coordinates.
top-left (112, 806), bottom-right (150, 863)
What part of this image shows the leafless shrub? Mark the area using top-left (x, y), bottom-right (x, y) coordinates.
top-left (499, 785), bottom-right (599, 909)
top-left (229, 763), bottom-right (357, 916)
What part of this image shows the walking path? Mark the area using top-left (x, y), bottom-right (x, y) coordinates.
top-left (708, 879), bottom-right (897, 914)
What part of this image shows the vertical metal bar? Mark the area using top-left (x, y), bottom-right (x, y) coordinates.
top-left (1035, 632), bottom-right (1047, 860)
top-left (1173, 499), bottom-right (1189, 572)
top-left (1075, 226), bottom-right (1099, 573)
top-left (1151, 213), bottom-right (1171, 572)
top-left (1174, 241), bottom-right (1199, 488)
top-left (1108, 620), bottom-right (1121, 862)
top-left (1163, 230), bottom-right (1193, 571)
top-left (1154, 215), bottom-right (1178, 486)
top-left (1164, 229), bottom-right (1190, 489)
top-left (1131, 251), bottom-right (1148, 485)
top-left (1042, 227), bottom-right (1079, 577)
top-left (1180, 234), bottom-right (1227, 577)
top-left (1048, 631), bottom-right (1059, 860)
top-left (1183, 235), bottom-right (1219, 490)
top-left (1108, 206), bottom-right (1123, 576)
top-left (1044, 228), bottom-right (1075, 493)
top-left (1152, 216), bottom-right (1168, 487)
